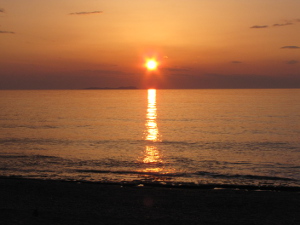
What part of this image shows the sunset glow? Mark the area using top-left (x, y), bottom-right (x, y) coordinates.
top-left (1, 1), bottom-right (300, 221)
top-left (145, 59), bottom-right (158, 71)
top-left (1, 0), bottom-right (300, 89)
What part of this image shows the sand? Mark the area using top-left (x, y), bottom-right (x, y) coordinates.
top-left (1, 177), bottom-right (299, 225)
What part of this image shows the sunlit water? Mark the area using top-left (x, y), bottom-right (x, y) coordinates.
top-left (0, 89), bottom-right (299, 188)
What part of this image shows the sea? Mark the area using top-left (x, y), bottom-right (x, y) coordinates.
top-left (0, 89), bottom-right (299, 189)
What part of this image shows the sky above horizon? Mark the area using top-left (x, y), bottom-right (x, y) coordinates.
top-left (1, 0), bottom-right (300, 89)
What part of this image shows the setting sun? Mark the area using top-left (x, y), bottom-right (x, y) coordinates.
top-left (145, 59), bottom-right (158, 71)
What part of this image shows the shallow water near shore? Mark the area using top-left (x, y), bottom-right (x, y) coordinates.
top-left (0, 89), bottom-right (299, 188)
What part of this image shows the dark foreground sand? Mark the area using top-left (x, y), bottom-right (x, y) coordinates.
top-left (1, 178), bottom-right (299, 225)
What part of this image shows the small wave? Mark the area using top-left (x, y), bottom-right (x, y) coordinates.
top-left (136, 139), bottom-right (197, 146)
top-left (0, 124), bottom-right (60, 129)
top-left (75, 169), bottom-right (185, 177)
top-left (0, 154), bottom-right (61, 159)
top-left (194, 171), bottom-right (296, 181)
top-left (160, 140), bottom-right (195, 145)
top-left (0, 138), bottom-right (72, 146)
top-left (0, 168), bottom-right (55, 173)
top-left (290, 166), bottom-right (300, 169)
top-left (0, 155), bottom-right (29, 159)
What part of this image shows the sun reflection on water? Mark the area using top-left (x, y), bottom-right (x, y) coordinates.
top-left (143, 146), bottom-right (162, 164)
top-left (141, 89), bottom-right (164, 174)
top-left (145, 89), bottom-right (159, 142)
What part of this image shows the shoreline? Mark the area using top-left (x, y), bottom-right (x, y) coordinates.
top-left (1, 177), bottom-right (299, 225)
top-left (1, 176), bottom-right (300, 192)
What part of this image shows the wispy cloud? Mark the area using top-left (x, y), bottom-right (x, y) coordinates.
top-left (0, 30), bottom-right (15, 34)
top-left (250, 25), bottom-right (268, 29)
top-left (286, 60), bottom-right (298, 64)
top-left (164, 67), bottom-right (191, 72)
top-left (273, 22), bottom-right (293, 27)
top-left (69, 11), bottom-right (103, 15)
top-left (251, 19), bottom-right (300, 29)
top-left (82, 69), bottom-right (124, 75)
top-left (281, 46), bottom-right (300, 49)
top-left (231, 61), bottom-right (242, 64)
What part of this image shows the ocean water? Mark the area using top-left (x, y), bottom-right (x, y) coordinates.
top-left (0, 89), bottom-right (299, 188)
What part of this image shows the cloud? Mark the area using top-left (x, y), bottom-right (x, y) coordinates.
top-left (164, 67), bottom-right (191, 72)
top-left (0, 8), bottom-right (5, 13)
top-left (286, 60), bottom-right (298, 64)
top-left (273, 22), bottom-right (293, 27)
top-left (198, 74), bottom-right (300, 89)
top-left (69, 11), bottom-right (103, 15)
top-left (82, 69), bottom-right (124, 76)
top-left (251, 19), bottom-right (300, 29)
top-left (162, 73), bottom-right (300, 89)
top-left (0, 30), bottom-right (15, 34)
top-left (231, 61), bottom-right (242, 64)
top-left (250, 25), bottom-right (268, 29)
top-left (281, 46), bottom-right (300, 49)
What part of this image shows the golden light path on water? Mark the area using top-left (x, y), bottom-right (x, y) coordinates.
top-left (142, 89), bottom-right (163, 173)
top-left (145, 89), bottom-right (159, 142)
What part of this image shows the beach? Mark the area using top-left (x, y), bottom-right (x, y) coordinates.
top-left (1, 177), bottom-right (299, 225)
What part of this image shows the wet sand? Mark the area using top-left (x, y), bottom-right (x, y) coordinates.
top-left (1, 178), bottom-right (299, 225)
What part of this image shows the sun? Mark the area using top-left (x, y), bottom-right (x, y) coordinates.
top-left (145, 59), bottom-right (158, 71)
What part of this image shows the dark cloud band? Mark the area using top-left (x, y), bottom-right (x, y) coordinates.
top-left (286, 60), bottom-right (298, 64)
top-left (273, 22), bottom-right (293, 27)
top-left (281, 46), bottom-right (300, 49)
top-left (250, 25), bottom-right (268, 29)
top-left (69, 11), bottom-right (103, 15)
top-left (0, 30), bottom-right (15, 34)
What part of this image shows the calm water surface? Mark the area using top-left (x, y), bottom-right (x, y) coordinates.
top-left (0, 89), bottom-right (299, 188)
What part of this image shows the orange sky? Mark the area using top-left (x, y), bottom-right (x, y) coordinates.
top-left (1, 0), bottom-right (300, 89)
